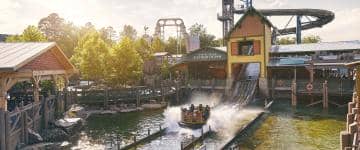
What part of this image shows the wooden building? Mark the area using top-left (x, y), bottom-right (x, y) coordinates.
top-left (0, 42), bottom-right (76, 150)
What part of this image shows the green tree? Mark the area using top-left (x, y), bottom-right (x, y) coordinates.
top-left (71, 31), bottom-right (110, 82)
top-left (135, 37), bottom-right (152, 60)
top-left (276, 35), bottom-right (321, 45)
top-left (38, 13), bottom-right (79, 57)
top-left (188, 23), bottom-right (220, 48)
top-left (99, 26), bottom-right (116, 45)
top-left (276, 37), bottom-right (295, 45)
top-left (165, 37), bottom-right (186, 54)
top-left (109, 37), bottom-right (143, 86)
top-left (120, 25), bottom-right (137, 40)
top-left (303, 35), bottom-right (321, 43)
top-left (38, 13), bottom-right (65, 40)
top-left (151, 37), bottom-right (165, 52)
top-left (160, 59), bottom-right (171, 79)
top-left (6, 25), bottom-right (47, 42)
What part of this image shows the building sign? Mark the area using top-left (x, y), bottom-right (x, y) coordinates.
top-left (185, 49), bottom-right (227, 62)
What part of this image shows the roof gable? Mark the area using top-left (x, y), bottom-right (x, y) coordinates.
top-left (0, 42), bottom-right (76, 73)
top-left (181, 47), bottom-right (227, 63)
top-left (226, 7), bottom-right (273, 40)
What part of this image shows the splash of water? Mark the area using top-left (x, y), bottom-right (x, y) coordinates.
top-left (163, 91), bottom-right (263, 141)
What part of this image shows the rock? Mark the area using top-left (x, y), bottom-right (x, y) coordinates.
top-left (28, 128), bottom-right (43, 144)
top-left (55, 118), bottom-right (83, 135)
top-left (41, 128), bottom-right (69, 142)
top-left (65, 104), bottom-right (87, 119)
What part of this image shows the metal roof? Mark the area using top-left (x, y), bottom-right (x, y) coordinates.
top-left (0, 42), bottom-right (57, 71)
top-left (271, 40), bottom-right (360, 53)
top-left (153, 52), bottom-right (169, 57)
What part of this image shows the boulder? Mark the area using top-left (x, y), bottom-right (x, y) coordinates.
top-left (55, 118), bottom-right (83, 135)
top-left (41, 128), bottom-right (69, 142)
top-left (28, 128), bottom-right (43, 144)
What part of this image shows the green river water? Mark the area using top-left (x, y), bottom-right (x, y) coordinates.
top-left (72, 100), bottom-right (346, 150)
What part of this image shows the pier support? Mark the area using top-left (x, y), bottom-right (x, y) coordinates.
top-left (291, 80), bottom-right (297, 107)
top-left (322, 80), bottom-right (328, 109)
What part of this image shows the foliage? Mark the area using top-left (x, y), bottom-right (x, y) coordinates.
top-left (276, 35), bottom-right (322, 45)
top-left (151, 37), bottom-right (166, 52)
top-left (99, 26), bottom-right (116, 45)
top-left (120, 25), bottom-right (137, 40)
top-left (188, 23), bottom-right (221, 48)
top-left (160, 59), bottom-right (171, 79)
top-left (38, 13), bottom-right (79, 57)
top-left (165, 36), bottom-right (186, 54)
top-left (71, 31), bottom-right (110, 82)
top-left (109, 37), bottom-right (143, 87)
top-left (303, 35), bottom-right (321, 43)
top-left (6, 25), bottom-right (47, 42)
top-left (135, 37), bottom-right (152, 60)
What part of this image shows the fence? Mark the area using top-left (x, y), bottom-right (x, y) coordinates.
top-left (77, 83), bottom-right (177, 106)
top-left (0, 91), bottom-right (68, 150)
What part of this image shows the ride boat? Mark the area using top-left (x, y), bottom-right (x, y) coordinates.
top-left (178, 104), bottom-right (210, 129)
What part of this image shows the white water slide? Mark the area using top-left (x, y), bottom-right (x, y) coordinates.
top-left (229, 63), bottom-right (259, 106)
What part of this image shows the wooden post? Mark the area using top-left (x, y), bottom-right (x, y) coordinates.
top-left (4, 111), bottom-right (10, 150)
top-left (271, 77), bottom-right (275, 99)
top-left (176, 82), bottom-right (180, 103)
top-left (0, 110), bottom-right (6, 150)
top-left (32, 76), bottom-right (41, 103)
top-left (291, 80), bottom-right (297, 107)
top-left (43, 97), bottom-right (49, 129)
top-left (161, 83), bottom-right (165, 102)
top-left (22, 111), bottom-right (28, 144)
top-left (62, 75), bottom-right (68, 110)
top-left (104, 87), bottom-right (109, 109)
top-left (323, 80), bottom-right (329, 109)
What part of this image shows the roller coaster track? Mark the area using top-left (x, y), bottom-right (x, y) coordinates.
top-left (232, 9), bottom-right (335, 35)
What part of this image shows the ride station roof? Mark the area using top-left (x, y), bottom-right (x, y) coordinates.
top-left (270, 40), bottom-right (360, 54)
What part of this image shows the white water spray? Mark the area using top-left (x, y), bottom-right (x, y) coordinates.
top-left (163, 91), bottom-right (263, 141)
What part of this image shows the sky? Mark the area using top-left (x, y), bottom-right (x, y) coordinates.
top-left (0, 0), bottom-right (359, 42)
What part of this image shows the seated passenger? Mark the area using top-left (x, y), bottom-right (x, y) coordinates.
top-left (190, 104), bottom-right (195, 112)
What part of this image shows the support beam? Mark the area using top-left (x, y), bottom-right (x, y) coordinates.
top-left (296, 15), bottom-right (302, 44)
top-left (323, 80), bottom-right (329, 109)
top-left (32, 76), bottom-right (41, 103)
top-left (291, 80), bottom-right (297, 107)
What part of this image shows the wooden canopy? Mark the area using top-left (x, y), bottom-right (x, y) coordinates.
top-left (0, 42), bottom-right (77, 111)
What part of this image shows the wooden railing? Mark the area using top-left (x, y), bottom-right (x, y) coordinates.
top-left (0, 91), bottom-right (70, 150)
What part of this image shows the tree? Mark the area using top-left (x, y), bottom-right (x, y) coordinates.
top-left (38, 13), bottom-right (79, 58)
top-left (303, 35), bottom-right (321, 43)
top-left (38, 13), bottom-right (65, 41)
top-left (164, 36), bottom-right (186, 54)
top-left (188, 23), bottom-right (220, 48)
top-left (276, 37), bottom-right (295, 45)
top-left (135, 37), bottom-right (152, 60)
top-left (6, 25), bottom-right (47, 42)
top-left (109, 37), bottom-right (143, 86)
top-left (276, 35), bottom-right (321, 45)
top-left (71, 31), bottom-right (110, 82)
top-left (99, 26), bottom-right (116, 45)
top-left (151, 37), bottom-right (165, 52)
top-left (160, 59), bottom-right (171, 79)
top-left (120, 25), bottom-right (137, 40)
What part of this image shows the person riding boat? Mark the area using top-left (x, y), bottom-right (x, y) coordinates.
top-left (178, 103), bottom-right (211, 129)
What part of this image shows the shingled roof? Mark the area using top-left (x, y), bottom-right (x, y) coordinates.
top-left (0, 42), bottom-right (75, 72)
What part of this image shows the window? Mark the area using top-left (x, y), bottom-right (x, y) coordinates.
top-left (238, 41), bottom-right (254, 55)
top-left (231, 40), bottom-right (261, 56)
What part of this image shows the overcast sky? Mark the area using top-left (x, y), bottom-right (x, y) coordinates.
top-left (0, 0), bottom-right (359, 42)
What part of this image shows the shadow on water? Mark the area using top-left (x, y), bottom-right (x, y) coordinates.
top-left (72, 109), bottom-right (165, 148)
top-left (236, 99), bottom-right (347, 150)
